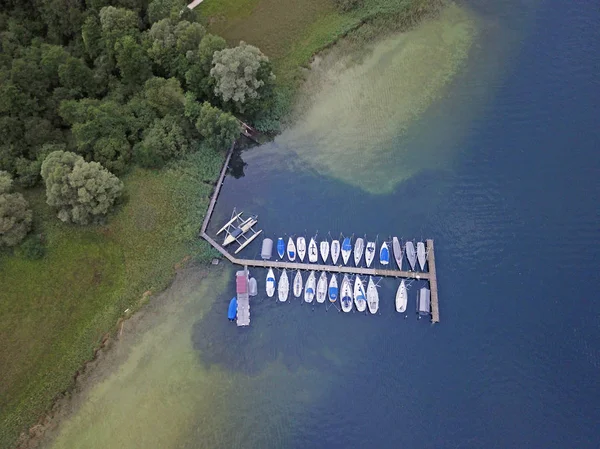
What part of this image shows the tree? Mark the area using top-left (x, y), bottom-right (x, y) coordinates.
top-left (0, 170), bottom-right (33, 247)
top-left (58, 56), bottom-right (95, 97)
top-left (185, 33), bottom-right (226, 99)
top-left (134, 115), bottom-right (189, 168)
top-left (195, 102), bottom-right (239, 151)
top-left (210, 41), bottom-right (275, 113)
top-left (41, 151), bottom-right (123, 225)
top-left (142, 76), bottom-right (185, 117)
top-left (147, 0), bottom-right (187, 25)
top-left (99, 6), bottom-right (139, 62)
top-left (115, 35), bottom-right (152, 86)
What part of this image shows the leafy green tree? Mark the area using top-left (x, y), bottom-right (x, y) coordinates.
top-left (134, 115), bottom-right (189, 168)
top-left (81, 14), bottom-right (103, 60)
top-left (195, 102), bottom-right (239, 151)
top-left (41, 150), bottom-right (123, 224)
top-left (99, 6), bottom-right (139, 61)
top-left (142, 76), bottom-right (185, 117)
top-left (0, 170), bottom-right (33, 247)
top-left (115, 35), bottom-right (152, 86)
top-left (37, 0), bottom-right (85, 44)
top-left (210, 41), bottom-right (275, 114)
top-left (185, 33), bottom-right (226, 99)
top-left (147, 0), bottom-right (187, 24)
top-left (58, 56), bottom-right (95, 97)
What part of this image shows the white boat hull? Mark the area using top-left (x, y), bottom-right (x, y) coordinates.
top-left (316, 272), bottom-right (327, 303)
top-left (354, 238), bottom-right (364, 266)
top-left (340, 275), bottom-right (353, 312)
top-left (319, 241), bottom-right (330, 263)
top-left (328, 274), bottom-right (338, 302)
top-left (278, 270), bottom-right (289, 302)
top-left (392, 237), bottom-right (402, 270)
top-left (367, 276), bottom-right (379, 314)
top-left (365, 241), bottom-right (376, 267)
top-left (331, 240), bottom-right (340, 265)
top-left (304, 271), bottom-right (316, 303)
top-left (308, 238), bottom-right (318, 263)
top-left (293, 271), bottom-right (303, 297)
top-left (396, 280), bottom-right (407, 312)
top-left (297, 237), bottom-right (306, 261)
top-left (354, 275), bottom-right (367, 312)
top-left (287, 237), bottom-right (296, 261)
top-left (417, 241), bottom-right (426, 271)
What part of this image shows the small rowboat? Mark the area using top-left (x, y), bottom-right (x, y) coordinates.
top-left (320, 240), bottom-right (330, 263)
top-left (331, 240), bottom-right (341, 264)
top-left (316, 272), bottom-right (327, 303)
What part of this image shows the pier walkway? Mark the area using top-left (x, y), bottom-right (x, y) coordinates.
top-left (200, 143), bottom-right (440, 323)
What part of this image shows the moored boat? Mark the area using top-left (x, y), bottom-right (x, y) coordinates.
top-left (277, 237), bottom-right (285, 259)
top-left (418, 287), bottom-right (431, 316)
top-left (341, 237), bottom-right (352, 265)
top-left (380, 242), bottom-right (390, 265)
top-left (278, 269), bottom-right (289, 302)
top-left (328, 274), bottom-right (338, 303)
top-left (405, 241), bottom-right (416, 270)
top-left (293, 270), bottom-right (303, 297)
top-left (367, 276), bottom-right (379, 314)
top-left (354, 237), bottom-right (365, 266)
top-left (248, 277), bottom-right (257, 296)
top-left (308, 238), bottom-right (318, 263)
top-left (304, 271), bottom-right (316, 303)
top-left (417, 241), bottom-right (426, 271)
top-left (297, 237), bottom-right (306, 261)
top-left (395, 280), bottom-right (407, 312)
top-left (320, 240), bottom-right (330, 263)
top-left (316, 272), bottom-right (327, 303)
top-left (331, 240), bottom-right (341, 264)
top-left (227, 297), bottom-right (237, 321)
top-left (340, 274), bottom-right (353, 312)
top-left (266, 268), bottom-right (276, 297)
top-left (287, 237), bottom-right (296, 261)
top-left (392, 237), bottom-right (403, 270)
top-left (365, 241), bottom-right (376, 267)
top-left (353, 274), bottom-right (367, 312)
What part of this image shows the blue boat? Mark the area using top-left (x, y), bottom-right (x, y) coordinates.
top-left (341, 237), bottom-right (352, 265)
top-left (380, 242), bottom-right (390, 265)
top-left (228, 297), bottom-right (237, 321)
top-left (277, 238), bottom-right (285, 259)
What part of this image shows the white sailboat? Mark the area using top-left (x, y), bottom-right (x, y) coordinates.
top-left (353, 274), bottom-right (367, 312)
top-left (395, 280), bottom-right (407, 312)
top-left (340, 274), bottom-right (353, 312)
top-left (304, 271), bottom-right (316, 303)
top-left (417, 241), bottom-right (426, 271)
top-left (392, 237), bottom-right (403, 270)
top-left (405, 241), bottom-right (416, 270)
top-left (308, 238), bottom-right (318, 263)
top-left (328, 274), bottom-right (338, 303)
top-left (354, 237), bottom-right (365, 266)
top-left (331, 240), bottom-right (341, 265)
top-left (341, 237), bottom-right (352, 265)
top-left (293, 270), bottom-right (303, 298)
top-left (287, 237), bottom-right (296, 261)
top-left (266, 268), bottom-right (276, 298)
top-left (278, 269), bottom-right (289, 302)
top-left (297, 237), bottom-right (306, 262)
top-left (319, 240), bottom-right (330, 263)
top-left (316, 272), bottom-right (327, 303)
top-left (365, 241), bottom-right (376, 267)
top-left (367, 276), bottom-right (379, 314)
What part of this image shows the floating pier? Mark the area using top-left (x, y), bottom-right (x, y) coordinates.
top-left (201, 143), bottom-right (440, 323)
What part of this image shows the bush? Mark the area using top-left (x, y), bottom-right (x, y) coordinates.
top-left (332, 0), bottom-right (363, 12)
top-left (0, 170), bottom-right (33, 247)
top-left (17, 234), bottom-right (46, 260)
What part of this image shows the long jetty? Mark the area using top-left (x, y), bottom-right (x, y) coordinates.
top-left (200, 143), bottom-right (440, 323)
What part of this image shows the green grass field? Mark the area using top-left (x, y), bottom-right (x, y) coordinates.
top-left (0, 149), bottom-right (223, 448)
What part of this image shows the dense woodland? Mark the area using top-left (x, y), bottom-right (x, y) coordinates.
top-left (0, 0), bottom-right (280, 245)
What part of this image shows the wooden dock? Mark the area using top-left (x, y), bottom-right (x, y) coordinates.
top-left (199, 142), bottom-right (440, 323)
top-left (235, 268), bottom-right (250, 326)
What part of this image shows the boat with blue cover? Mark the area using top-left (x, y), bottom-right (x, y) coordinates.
top-left (328, 274), bottom-right (338, 302)
top-left (228, 297), bottom-right (237, 321)
top-left (277, 238), bottom-right (285, 259)
top-left (380, 242), bottom-right (390, 265)
top-left (341, 237), bottom-right (352, 265)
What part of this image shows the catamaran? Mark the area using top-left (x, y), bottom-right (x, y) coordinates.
top-left (297, 237), bottom-right (306, 261)
top-left (266, 268), bottom-right (276, 298)
top-left (320, 240), bottom-right (330, 263)
top-left (328, 274), bottom-right (338, 303)
top-left (340, 274), bottom-right (353, 312)
top-left (293, 270), bottom-right (303, 297)
top-left (278, 269), bottom-right (289, 302)
top-left (392, 237), bottom-right (403, 270)
top-left (365, 241), bottom-right (376, 267)
top-left (308, 238), bottom-right (318, 263)
top-left (341, 237), bottom-right (352, 265)
top-left (354, 237), bottom-right (365, 266)
top-left (353, 274), bottom-right (367, 312)
top-left (331, 239), bottom-right (341, 264)
top-left (316, 272), bottom-right (327, 303)
top-left (367, 276), bottom-right (379, 314)
top-left (304, 271), bottom-right (316, 303)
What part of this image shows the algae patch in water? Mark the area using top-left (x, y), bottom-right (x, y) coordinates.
top-left (281, 4), bottom-right (477, 194)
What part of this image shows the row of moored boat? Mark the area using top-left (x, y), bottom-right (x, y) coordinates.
top-left (265, 268), bottom-right (409, 314)
top-left (270, 236), bottom-right (427, 271)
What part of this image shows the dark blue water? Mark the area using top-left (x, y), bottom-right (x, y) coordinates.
top-left (197, 1), bottom-right (600, 447)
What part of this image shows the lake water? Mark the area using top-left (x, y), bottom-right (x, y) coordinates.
top-left (47, 0), bottom-right (600, 448)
